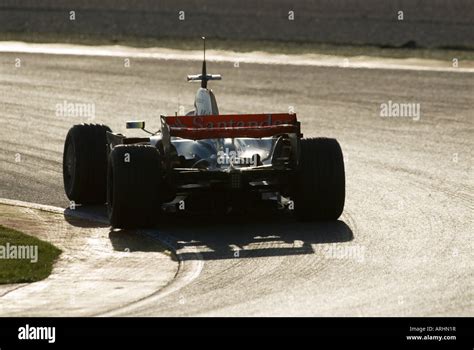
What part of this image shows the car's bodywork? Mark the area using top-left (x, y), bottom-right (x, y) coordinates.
top-left (105, 112), bottom-right (301, 211)
top-left (63, 38), bottom-right (345, 228)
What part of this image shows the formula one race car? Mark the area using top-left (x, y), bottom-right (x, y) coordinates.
top-left (63, 38), bottom-right (345, 228)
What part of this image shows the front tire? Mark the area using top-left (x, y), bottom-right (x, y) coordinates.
top-left (63, 123), bottom-right (111, 204)
top-left (107, 145), bottom-right (165, 228)
top-left (293, 137), bottom-right (345, 220)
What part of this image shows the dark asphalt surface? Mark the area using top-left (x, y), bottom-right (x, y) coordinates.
top-left (0, 50), bottom-right (472, 315)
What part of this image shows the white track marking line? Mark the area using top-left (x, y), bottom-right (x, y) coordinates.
top-left (98, 229), bottom-right (204, 316)
top-left (0, 41), bottom-right (473, 73)
top-left (0, 198), bottom-right (204, 314)
top-left (0, 198), bottom-right (65, 215)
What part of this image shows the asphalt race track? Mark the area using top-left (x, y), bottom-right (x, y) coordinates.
top-left (0, 47), bottom-right (472, 316)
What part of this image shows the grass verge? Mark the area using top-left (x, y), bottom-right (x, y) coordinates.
top-left (0, 225), bottom-right (61, 284)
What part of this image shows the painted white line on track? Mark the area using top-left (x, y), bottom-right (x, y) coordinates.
top-left (0, 198), bottom-right (65, 215)
top-left (98, 229), bottom-right (204, 316)
top-left (1, 41), bottom-right (473, 73)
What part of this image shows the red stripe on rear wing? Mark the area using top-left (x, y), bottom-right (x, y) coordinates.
top-left (161, 113), bottom-right (300, 140)
top-left (168, 124), bottom-right (299, 139)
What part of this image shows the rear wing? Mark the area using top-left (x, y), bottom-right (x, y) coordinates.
top-left (160, 113), bottom-right (301, 140)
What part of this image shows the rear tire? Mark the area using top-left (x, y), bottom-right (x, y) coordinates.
top-left (63, 123), bottom-right (111, 204)
top-left (107, 145), bottom-right (165, 228)
top-left (293, 137), bottom-right (345, 220)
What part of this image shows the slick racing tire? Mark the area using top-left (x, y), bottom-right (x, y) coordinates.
top-left (107, 145), bottom-right (165, 228)
top-left (293, 137), bottom-right (345, 220)
top-left (63, 123), bottom-right (112, 204)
